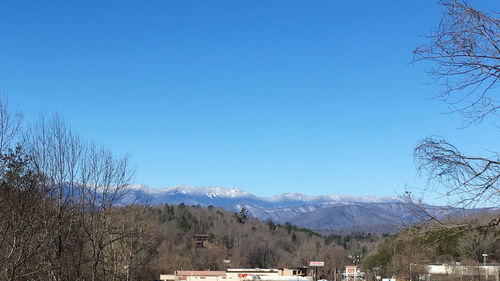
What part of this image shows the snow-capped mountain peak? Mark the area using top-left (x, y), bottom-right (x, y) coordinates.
top-left (266, 192), bottom-right (316, 202)
top-left (121, 184), bottom-right (463, 233)
top-left (161, 185), bottom-right (254, 199)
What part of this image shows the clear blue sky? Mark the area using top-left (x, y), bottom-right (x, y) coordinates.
top-left (1, 0), bottom-right (499, 200)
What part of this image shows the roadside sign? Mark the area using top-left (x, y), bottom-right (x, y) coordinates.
top-left (309, 261), bottom-right (324, 267)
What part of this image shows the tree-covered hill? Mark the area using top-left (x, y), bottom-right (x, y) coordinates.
top-left (140, 203), bottom-right (382, 280)
top-left (363, 211), bottom-right (500, 280)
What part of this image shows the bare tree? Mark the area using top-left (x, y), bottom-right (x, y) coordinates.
top-left (0, 147), bottom-right (50, 281)
top-left (413, 0), bottom-right (500, 125)
top-left (414, 138), bottom-right (500, 210)
top-left (456, 229), bottom-right (499, 262)
top-left (408, 136), bottom-right (500, 237)
top-left (411, 0), bottom-right (500, 233)
top-left (26, 114), bottom-right (84, 281)
top-left (0, 96), bottom-right (153, 280)
top-left (98, 206), bottom-right (155, 281)
top-left (0, 97), bottom-right (22, 154)
top-left (78, 143), bottom-right (135, 281)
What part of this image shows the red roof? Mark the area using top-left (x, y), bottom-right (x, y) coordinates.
top-left (177, 271), bottom-right (226, 276)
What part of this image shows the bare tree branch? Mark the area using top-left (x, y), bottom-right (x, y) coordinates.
top-left (413, 0), bottom-right (500, 125)
top-left (414, 137), bottom-right (500, 209)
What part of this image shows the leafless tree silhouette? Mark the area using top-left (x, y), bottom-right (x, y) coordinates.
top-left (411, 0), bottom-right (500, 234)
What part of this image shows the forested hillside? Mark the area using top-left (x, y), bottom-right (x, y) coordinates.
top-left (0, 102), bottom-right (381, 281)
top-left (143, 204), bottom-right (381, 279)
top-left (1, 155), bottom-right (382, 280)
top-left (363, 212), bottom-right (500, 280)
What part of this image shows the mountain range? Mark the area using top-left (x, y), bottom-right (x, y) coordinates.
top-left (125, 185), bottom-right (460, 233)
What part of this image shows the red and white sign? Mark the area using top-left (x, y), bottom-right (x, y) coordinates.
top-left (309, 261), bottom-right (324, 267)
top-left (345, 266), bottom-right (356, 276)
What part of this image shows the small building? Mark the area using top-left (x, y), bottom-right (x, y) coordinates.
top-left (226, 268), bottom-right (281, 280)
top-left (424, 263), bottom-right (500, 280)
top-left (281, 267), bottom-right (308, 277)
top-left (159, 268), bottom-right (313, 281)
top-left (193, 234), bottom-right (214, 248)
top-left (160, 274), bottom-right (176, 281)
top-left (176, 271), bottom-right (227, 281)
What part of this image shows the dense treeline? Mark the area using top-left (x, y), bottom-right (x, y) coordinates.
top-left (143, 203), bottom-right (380, 278)
top-left (0, 101), bottom-right (153, 281)
top-left (363, 213), bottom-right (500, 280)
top-left (0, 100), bottom-right (382, 281)
top-left (367, 1), bottom-right (500, 279)
top-left (5, 105), bottom-right (500, 281)
top-left (0, 149), bottom-right (380, 280)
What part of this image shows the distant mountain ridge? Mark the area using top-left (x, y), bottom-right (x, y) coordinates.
top-left (125, 185), bottom-right (453, 233)
top-left (131, 184), bottom-right (398, 203)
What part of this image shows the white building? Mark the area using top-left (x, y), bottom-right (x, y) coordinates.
top-left (159, 268), bottom-right (313, 281)
top-left (425, 263), bottom-right (500, 281)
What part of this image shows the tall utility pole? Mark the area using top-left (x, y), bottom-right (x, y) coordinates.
top-left (410, 263), bottom-right (415, 281)
top-left (124, 264), bottom-right (130, 281)
top-left (483, 254), bottom-right (489, 281)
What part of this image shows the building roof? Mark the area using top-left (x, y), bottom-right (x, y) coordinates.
top-left (176, 271), bottom-right (226, 276)
top-left (227, 269), bottom-right (280, 272)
